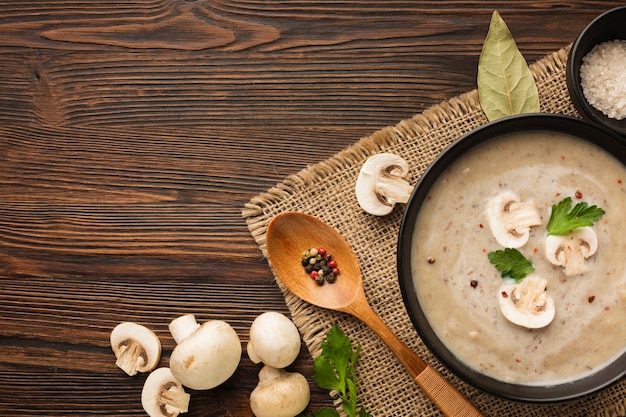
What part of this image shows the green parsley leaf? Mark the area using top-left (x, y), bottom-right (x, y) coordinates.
top-left (546, 197), bottom-right (605, 236)
top-left (303, 324), bottom-right (371, 417)
top-left (304, 408), bottom-right (340, 417)
top-left (313, 325), bottom-right (352, 392)
top-left (488, 248), bottom-right (534, 283)
top-left (312, 354), bottom-right (342, 391)
top-left (358, 409), bottom-right (372, 417)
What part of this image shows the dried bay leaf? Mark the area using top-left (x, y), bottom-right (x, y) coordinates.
top-left (478, 11), bottom-right (539, 121)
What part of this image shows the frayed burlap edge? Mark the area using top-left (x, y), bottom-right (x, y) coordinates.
top-left (242, 45), bottom-right (626, 417)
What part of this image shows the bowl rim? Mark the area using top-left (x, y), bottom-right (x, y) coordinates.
top-left (566, 5), bottom-right (626, 137)
top-left (397, 113), bottom-right (626, 403)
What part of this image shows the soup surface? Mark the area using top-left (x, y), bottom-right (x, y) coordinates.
top-left (411, 131), bottom-right (626, 385)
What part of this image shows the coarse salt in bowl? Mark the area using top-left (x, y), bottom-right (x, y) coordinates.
top-left (566, 6), bottom-right (626, 137)
top-left (579, 40), bottom-right (626, 120)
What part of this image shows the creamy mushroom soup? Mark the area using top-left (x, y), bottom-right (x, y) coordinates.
top-left (411, 131), bottom-right (626, 385)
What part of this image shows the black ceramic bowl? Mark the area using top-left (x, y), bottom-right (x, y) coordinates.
top-left (398, 114), bottom-right (626, 403)
top-left (566, 6), bottom-right (626, 137)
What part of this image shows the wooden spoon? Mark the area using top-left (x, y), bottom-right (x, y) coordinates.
top-left (266, 211), bottom-right (484, 417)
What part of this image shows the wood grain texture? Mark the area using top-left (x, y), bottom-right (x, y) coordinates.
top-left (0, 1), bottom-right (622, 416)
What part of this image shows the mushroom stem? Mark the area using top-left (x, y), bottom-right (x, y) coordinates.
top-left (160, 384), bottom-right (191, 415)
top-left (115, 340), bottom-right (146, 376)
top-left (375, 175), bottom-right (413, 205)
top-left (168, 314), bottom-right (200, 344)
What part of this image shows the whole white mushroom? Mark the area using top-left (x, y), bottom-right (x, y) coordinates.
top-left (250, 366), bottom-right (310, 417)
top-left (246, 312), bottom-right (301, 368)
top-left (168, 314), bottom-right (242, 390)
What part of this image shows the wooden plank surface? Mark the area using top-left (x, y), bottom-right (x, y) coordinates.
top-left (0, 1), bottom-right (622, 416)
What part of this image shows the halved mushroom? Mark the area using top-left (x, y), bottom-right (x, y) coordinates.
top-left (545, 226), bottom-right (598, 276)
top-left (141, 367), bottom-right (190, 417)
top-left (487, 191), bottom-right (542, 248)
top-left (355, 153), bottom-right (413, 216)
top-left (498, 274), bottom-right (555, 329)
top-left (110, 322), bottom-right (161, 376)
top-left (168, 314), bottom-right (242, 390)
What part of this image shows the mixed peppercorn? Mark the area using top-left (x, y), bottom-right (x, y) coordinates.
top-left (301, 247), bottom-right (340, 286)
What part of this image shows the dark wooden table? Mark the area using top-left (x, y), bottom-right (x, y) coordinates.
top-left (1, 2), bottom-right (622, 416)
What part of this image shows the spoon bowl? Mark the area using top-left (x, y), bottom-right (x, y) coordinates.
top-left (265, 211), bottom-right (363, 312)
top-left (266, 211), bottom-right (484, 417)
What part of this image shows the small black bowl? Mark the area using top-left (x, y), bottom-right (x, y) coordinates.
top-left (397, 114), bottom-right (626, 403)
top-left (566, 6), bottom-right (626, 137)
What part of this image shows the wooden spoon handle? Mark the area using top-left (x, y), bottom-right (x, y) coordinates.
top-left (415, 365), bottom-right (484, 417)
top-left (348, 302), bottom-right (484, 417)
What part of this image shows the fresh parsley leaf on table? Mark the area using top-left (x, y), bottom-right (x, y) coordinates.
top-left (302, 324), bottom-right (372, 417)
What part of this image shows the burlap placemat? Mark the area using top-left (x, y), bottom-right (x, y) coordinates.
top-left (242, 45), bottom-right (626, 417)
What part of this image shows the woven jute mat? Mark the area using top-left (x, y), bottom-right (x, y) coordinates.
top-left (242, 45), bottom-right (626, 417)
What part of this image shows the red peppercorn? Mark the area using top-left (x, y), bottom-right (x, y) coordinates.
top-left (328, 260), bottom-right (337, 268)
top-left (317, 247), bottom-right (327, 256)
top-left (575, 190), bottom-right (583, 199)
top-left (332, 267), bottom-right (340, 275)
top-left (310, 271), bottom-right (319, 279)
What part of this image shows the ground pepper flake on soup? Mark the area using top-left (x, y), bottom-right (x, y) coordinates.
top-left (411, 131), bottom-right (626, 385)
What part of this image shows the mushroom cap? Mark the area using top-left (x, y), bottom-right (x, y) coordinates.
top-left (355, 153), bottom-right (413, 216)
top-left (169, 319), bottom-right (242, 390)
top-left (249, 366), bottom-right (311, 417)
top-left (247, 312), bottom-right (301, 368)
top-left (498, 274), bottom-right (555, 329)
top-left (141, 367), bottom-right (190, 417)
top-left (110, 322), bottom-right (161, 376)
